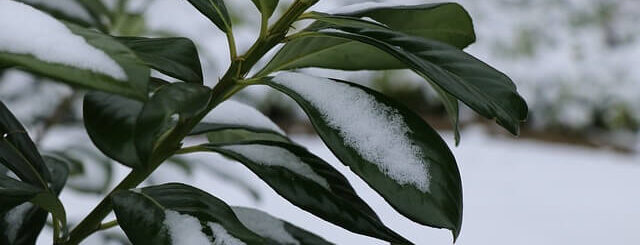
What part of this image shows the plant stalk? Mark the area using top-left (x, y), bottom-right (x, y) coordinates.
top-left (62, 1), bottom-right (317, 244)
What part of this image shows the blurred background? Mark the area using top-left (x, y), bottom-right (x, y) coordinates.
top-left (2, 0), bottom-right (640, 244)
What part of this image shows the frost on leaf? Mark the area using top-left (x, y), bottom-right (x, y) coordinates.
top-left (203, 100), bottom-right (285, 135)
top-left (232, 207), bottom-right (299, 245)
top-left (221, 144), bottom-right (331, 190)
top-left (0, 1), bottom-right (127, 80)
top-left (272, 72), bottom-right (431, 192)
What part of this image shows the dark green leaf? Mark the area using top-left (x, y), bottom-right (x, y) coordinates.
top-left (258, 3), bottom-right (475, 74)
top-left (0, 101), bottom-right (50, 187)
top-left (111, 183), bottom-right (264, 244)
top-left (48, 148), bottom-right (113, 194)
top-left (83, 91), bottom-right (143, 168)
top-left (0, 175), bottom-right (41, 214)
top-left (116, 37), bottom-right (203, 84)
top-left (135, 83), bottom-right (211, 165)
top-left (0, 155), bottom-right (69, 245)
top-left (191, 123), bottom-right (290, 144)
top-left (186, 0), bottom-right (232, 33)
top-left (0, 20), bottom-right (149, 100)
top-left (263, 75), bottom-right (463, 238)
top-left (300, 15), bottom-right (527, 134)
top-left (232, 206), bottom-right (333, 245)
top-left (251, 0), bottom-right (279, 18)
top-left (202, 141), bottom-right (410, 244)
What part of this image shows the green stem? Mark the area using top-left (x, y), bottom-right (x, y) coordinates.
top-left (62, 1), bottom-right (318, 244)
top-left (226, 30), bottom-right (238, 61)
top-left (175, 145), bottom-right (209, 155)
top-left (98, 220), bottom-right (119, 231)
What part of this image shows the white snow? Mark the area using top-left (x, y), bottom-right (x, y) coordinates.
top-left (4, 203), bottom-right (33, 242)
top-left (204, 100), bottom-right (285, 135)
top-left (329, 1), bottom-right (408, 15)
top-left (163, 210), bottom-right (212, 245)
top-left (0, 1), bottom-right (127, 80)
top-left (208, 222), bottom-right (246, 245)
top-left (21, 0), bottom-right (94, 23)
top-left (221, 144), bottom-right (330, 190)
top-left (232, 207), bottom-right (300, 245)
top-left (272, 72), bottom-right (430, 192)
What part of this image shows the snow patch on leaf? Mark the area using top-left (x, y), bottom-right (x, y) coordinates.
top-left (272, 72), bottom-right (430, 192)
top-left (221, 144), bottom-right (331, 190)
top-left (21, 0), bottom-right (94, 22)
top-left (208, 222), bottom-right (246, 245)
top-left (204, 100), bottom-right (285, 135)
top-left (163, 210), bottom-right (212, 245)
top-left (0, 1), bottom-right (127, 80)
top-left (232, 207), bottom-right (300, 245)
top-left (4, 202), bottom-right (33, 242)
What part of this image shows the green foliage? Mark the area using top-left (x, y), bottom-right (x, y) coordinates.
top-left (0, 1), bottom-right (528, 244)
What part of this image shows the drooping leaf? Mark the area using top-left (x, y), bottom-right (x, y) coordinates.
top-left (201, 141), bottom-right (410, 243)
top-left (300, 14), bottom-right (527, 134)
top-left (250, 0), bottom-right (279, 18)
top-left (116, 37), bottom-right (204, 84)
top-left (0, 1), bottom-right (149, 100)
top-left (232, 206), bottom-right (333, 245)
top-left (186, 0), bottom-right (232, 33)
top-left (258, 3), bottom-right (475, 74)
top-left (0, 175), bottom-right (41, 214)
top-left (83, 91), bottom-right (143, 168)
top-left (111, 183), bottom-right (264, 244)
top-left (263, 72), bottom-right (463, 238)
top-left (135, 83), bottom-right (211, 165)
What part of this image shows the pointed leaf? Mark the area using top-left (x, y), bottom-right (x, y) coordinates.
top-left (17, 0), bottom-right (105, 29)
top-left (116, 37), bottom-right (204, 84)
top-left (135, 83), bottom-right (211, 165)
top-left (258, 3), bottom-right (475, 74)
top-left (186, 0), bottom-right (232, 33)
top-left (83, 91), bottom-right (143, 168)
top-left (0, 1), bottom-right (149, 100)
top-left (300, 14), bottom-right (527, 134)
top-left (232, 206), bottom-right (333, 245)
top-left (263, 72), bottom-right (463, 238)
top-left (0, 175), bottom-right (41, 214)
top-left (202, 141), bottom-right (410, 244)
top-left (251, 0), bottom-right (279, 18)
top-left (111, 183), bottom-right (264, 244)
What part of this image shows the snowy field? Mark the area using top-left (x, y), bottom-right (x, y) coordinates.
top-left (36, 127), bottom-right (640, 244)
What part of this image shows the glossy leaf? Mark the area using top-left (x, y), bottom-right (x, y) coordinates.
top-left (263, 75), bottom-right (463, 238)
top-left (232, 206), bottom-right (333, 245)
top-left (202, 141), bottom-right (410, 243)
top-left (0, 175), bottom-right (41, 214)
top-left (301, 15), bottom-right (527, 134)
top-left (111, 183), bottom-right (263, 244)
top-left (0, 19), bottom-right (149, 100)
top-left (186, 0), bottom-right (232, 33)
top-left (191, 123), bottom-right (290, 144)
top-left (116, 37), bottom-right (204, 84)
top-left (83, 91), bottom-right (143, 168)
top-left (259, 3), bottom-right (475, 74)
top-left (135, 83), bottom-right (211, 165)
top-left (251, 0), bottom-right (279, 18)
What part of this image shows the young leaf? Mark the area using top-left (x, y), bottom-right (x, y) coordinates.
top-left (251, 0), bottom-right (279, 18)
top-left (83, 91), bottom-right (143, 168)
top-left (0, 1), bottom-right (149, 100)
top-left (232, 206), bottom-right (333, 245)
top-left (263, 72), bottom-right (463, 238)
top-left (258, 3), bottom-right (475, 74)
top-left (201, 141), bottom-right (410, 244)
top-left (135, 83), bottom-right (211, 165)
top-left (186, 0), bottom-right (232, 33)
top-left (116, 37), bottom-right (204, 84)
top-left (111, 183), bottom-right (264, 244)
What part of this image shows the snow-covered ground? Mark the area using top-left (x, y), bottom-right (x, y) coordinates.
top-left (36, 127), bottom-right (640, 244)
